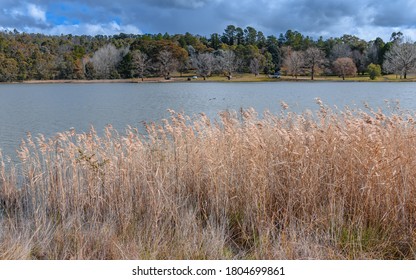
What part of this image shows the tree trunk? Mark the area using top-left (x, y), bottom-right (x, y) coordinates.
top-left (311, 66), bottom-right (314, 80)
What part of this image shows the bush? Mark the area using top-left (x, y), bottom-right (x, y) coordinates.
top-left (367, 63), bottom-right (382, 80)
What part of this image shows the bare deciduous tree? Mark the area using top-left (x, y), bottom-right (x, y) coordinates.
top-left (383, 41), bottom-right (416, 79)
top-left (177, 58), bottom-right (190, 77)
top-left (217, 49), bottom-right (237, 79)
top-left (283, 50), bottom-right (304, 79)
top-left (249, 55), bottom-right (265, 76)
top-left (158, 50), bottom-right (177, 79)
top-left (90, 44), bottom-right (128, 79)
top-left (330, 43), bottom-right (352, 61)
top-left (132, 50), bottom-right (150, 81)
top-left (333, 57), bottom-right (357, 80)
top-left (383, 58), bottom-right (402, 78)
top-left (304, 47), bottom-right (325, 80)
top-left (191, 52), bottom-right (215, 80)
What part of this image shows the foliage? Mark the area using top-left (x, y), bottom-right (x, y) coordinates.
top-left (0, 54), bottom-right (18, 82)
top-left (0, 28), bottom-right (413, 81)
top-left (367, 63), bottom-right (382, 80)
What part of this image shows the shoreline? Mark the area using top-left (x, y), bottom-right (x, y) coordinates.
top-left (3, 74), bottom-right (416, 85)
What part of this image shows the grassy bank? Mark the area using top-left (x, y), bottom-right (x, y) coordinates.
top-left (1, 104), bottom-right (416, 259)
top-left (11, 73), bottom-right (416, 84)
top-left (206, 73), bottom-right (416, 82)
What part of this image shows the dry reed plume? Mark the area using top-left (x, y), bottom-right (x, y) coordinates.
top-left (1, 101), bottom-right (416, 259)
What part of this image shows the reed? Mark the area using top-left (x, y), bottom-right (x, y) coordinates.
top-left (1, 102), bottom-right (415, 259)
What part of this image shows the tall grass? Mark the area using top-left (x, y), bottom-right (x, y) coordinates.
top-left (1, 102), bottom-right (416, 259)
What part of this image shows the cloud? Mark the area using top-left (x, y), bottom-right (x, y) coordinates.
top-left (141, 0), bottom-right (216, 9)
top-left (82, 21), bottom-right (140, 35)
top-left (27, 3), bottom-right (46, 23)
top-left (211, 0), bottom-right (416, 40)
top-left (4, 2), bottom-right (46, 23)
top-left (368, 0), bottom-right (416, 28)
top-left (2, 1), bottom-right (48, 29)
top-left (1, 0), bottom-right (416, 41)
top-left (24, 21), bottom-right (141, 36)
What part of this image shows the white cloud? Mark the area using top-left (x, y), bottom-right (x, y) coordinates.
top-left (142, 0), bottom-right (220, 9)
top-left (354, 26), bottom-right (416, 42)
top-left (3, 2), bottom-right (46, 23)
top-left (22, 21), bottom-right (142, 35)
top-left (78, 21), bottom-right (141, 35)
top-left (4, 7), bottom-right (24, 18)
top-left (27, 3), bottom-right (46, 23)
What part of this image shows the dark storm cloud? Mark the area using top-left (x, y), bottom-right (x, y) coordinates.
top-left (368, 0), bottom-right (416, 27)
top-left (214, 0), bottom-right (369, 36)
top-left (1, 0), bottom-right (416, 39)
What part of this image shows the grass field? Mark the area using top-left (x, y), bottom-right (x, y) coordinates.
top-left (16, 73), bottom-right (416, 84)
top-left (1, 103), bottom-right (416, 259)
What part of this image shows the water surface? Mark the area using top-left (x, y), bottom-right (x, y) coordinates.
top-left (1, 81), bottom-right (415, 157)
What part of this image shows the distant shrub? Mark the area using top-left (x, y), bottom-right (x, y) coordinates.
top-left (367, 63), bottom-right (382, 80)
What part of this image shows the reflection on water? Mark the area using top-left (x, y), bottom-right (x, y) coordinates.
top-left (1, 81), bottom-right (415, 157)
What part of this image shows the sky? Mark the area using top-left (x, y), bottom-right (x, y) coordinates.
top-left (1, 0), bottom-right (416, 41)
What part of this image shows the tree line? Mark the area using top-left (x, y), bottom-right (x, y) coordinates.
top-left (0, 26), bottom-right (415, 82)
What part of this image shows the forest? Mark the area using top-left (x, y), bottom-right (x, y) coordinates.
top-left (0, 25), bottom-right (415, 82)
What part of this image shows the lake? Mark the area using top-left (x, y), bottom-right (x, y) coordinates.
top-left (1, 81), bottom-right (416, 157)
